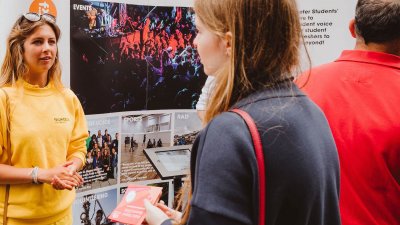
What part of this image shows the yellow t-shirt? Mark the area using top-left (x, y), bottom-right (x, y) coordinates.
top-left (0, 81), bottom-right (88, 225)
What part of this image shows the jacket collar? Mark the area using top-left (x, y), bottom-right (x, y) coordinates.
top-left (336, 50), bottom-right (400, 70)
top-left (232, 81), bottom-right (305, 109)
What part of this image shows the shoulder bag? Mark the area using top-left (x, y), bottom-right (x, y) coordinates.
top-left (231, 108), bottom-right (266, 225)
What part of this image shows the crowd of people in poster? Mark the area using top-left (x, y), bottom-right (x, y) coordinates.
top-left (71, 0), bottom-right (206, 114)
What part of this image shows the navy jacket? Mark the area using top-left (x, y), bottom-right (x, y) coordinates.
top-left (163, 82), bottom-right (341, 225)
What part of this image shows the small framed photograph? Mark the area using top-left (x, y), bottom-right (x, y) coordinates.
top-left (144, 145), bottom-right (191, 179)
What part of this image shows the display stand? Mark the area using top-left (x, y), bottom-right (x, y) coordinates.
top-left (144, 145), bottom-right (191, 193)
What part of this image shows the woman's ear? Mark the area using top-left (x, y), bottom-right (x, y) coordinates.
top-left (224, 31), bottom-right (232, 57)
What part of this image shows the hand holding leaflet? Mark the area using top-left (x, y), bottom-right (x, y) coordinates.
top-left (109, 185), bottom-right (162, 225)
top-left (144, 199), bottom-right (170, 225)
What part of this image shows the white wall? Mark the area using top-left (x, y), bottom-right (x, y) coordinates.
top-left (297, 0), bottom-right (357, 68)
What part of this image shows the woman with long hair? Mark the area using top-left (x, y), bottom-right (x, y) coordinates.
top-left (0, 13), bottom-right (87, 224)
top-left (144, 0), bottom-right (341, 224)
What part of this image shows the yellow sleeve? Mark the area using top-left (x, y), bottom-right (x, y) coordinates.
top-left (67, 93), bottom-right (88, 167)
top-left (0, 89), bottom-right (9, 160)
top-left (0, 94), bottom-right (5, 157)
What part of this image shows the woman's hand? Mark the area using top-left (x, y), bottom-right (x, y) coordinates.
top-left (51, 175), bottom-right (75, 190)
top-left (155, 200), bottom-right (182, 222)
top-left (144, 199), bottom-right (170, 225)
top-left (38, 161), bottom-right (83, 190)
top-left (53, 161), bottom-right (84, 190)
top-left (66, 162), bottom-right (78, 175)
top-left (65, 161), bottom-right (84, 185)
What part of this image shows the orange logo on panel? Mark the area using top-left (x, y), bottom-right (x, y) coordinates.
top-left (29, 0), bottom-right (57, 17)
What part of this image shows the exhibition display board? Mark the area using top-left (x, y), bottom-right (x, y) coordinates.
top-left (0, 0), bottom-right (357, 224)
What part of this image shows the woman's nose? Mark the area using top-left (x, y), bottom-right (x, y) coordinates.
top-left (42, 41), bottom-right (51, 52)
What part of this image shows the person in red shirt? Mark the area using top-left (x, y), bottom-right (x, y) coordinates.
top-left (297, 0), bottom-right (400, 224)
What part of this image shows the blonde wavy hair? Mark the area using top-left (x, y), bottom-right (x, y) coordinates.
top-left (0, 14), bottom-right (63, 90)
top-left (177, 0), bottom-right (302, 223)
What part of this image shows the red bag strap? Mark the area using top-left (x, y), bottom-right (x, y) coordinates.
top-left (231, 108), bottom-right (266, 225)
